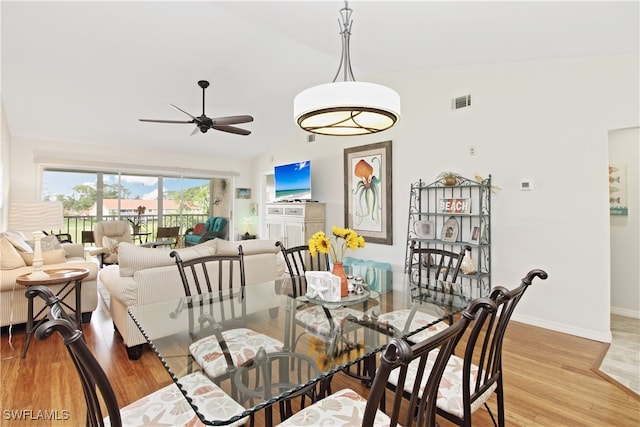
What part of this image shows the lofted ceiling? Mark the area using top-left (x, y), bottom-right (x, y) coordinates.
top-left (2, 1), bottom-right (638, 159)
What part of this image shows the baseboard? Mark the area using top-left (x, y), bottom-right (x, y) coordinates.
top-left (510, 313), bottom-right (612, 343)
top-left (611, 306), bottom-right (640, 319)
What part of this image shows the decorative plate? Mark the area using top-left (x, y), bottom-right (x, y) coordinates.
top-left (441, 217), bottom-right (459, 242)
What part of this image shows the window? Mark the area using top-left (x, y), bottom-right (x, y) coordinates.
top-left (42, 168), bottom-right (229, 241)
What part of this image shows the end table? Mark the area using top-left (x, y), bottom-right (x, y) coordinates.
top-left (17, 268), bottom-right (90, 358)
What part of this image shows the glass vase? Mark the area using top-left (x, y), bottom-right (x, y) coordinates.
top-left (332, 261), bottom-right (349, 298)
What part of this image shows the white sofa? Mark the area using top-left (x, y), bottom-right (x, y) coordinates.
top-left (1, 236), bottom-right (99, 327)
top-left (99, 238), bottom-right (286, 360)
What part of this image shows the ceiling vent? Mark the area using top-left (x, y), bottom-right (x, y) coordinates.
top-left (452, 94), bottom-right (471, 110)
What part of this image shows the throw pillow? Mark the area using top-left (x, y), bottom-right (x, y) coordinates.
top-left (1, 231), bottom-right (33, 253)
top-left (193, 223), bottom-right (205, 235)
top-left (41, 235), bottom-right (64, 251)
top-left (24, 235), bottom-right (63, 252)
top-left (19, 249), bottom-right (66, 266)
top-left (103, 236), bottom-right (120, 255)
top-left (0, 238), bottom-right (27, 269)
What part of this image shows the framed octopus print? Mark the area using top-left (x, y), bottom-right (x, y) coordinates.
top-left (344, 140), bottom-right (393, 245)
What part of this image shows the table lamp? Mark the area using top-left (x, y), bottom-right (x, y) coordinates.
top-left (8, 200), bottom-right (64, 279)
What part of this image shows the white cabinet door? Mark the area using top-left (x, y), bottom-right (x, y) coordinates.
top-left (266, 221), bottom-right (284, 241)
top-left (284, 223), bottom-right (305, 248)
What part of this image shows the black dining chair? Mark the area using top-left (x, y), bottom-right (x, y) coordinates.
top-left (234, 348), bottom-right (323, 427)
top-left (275, 241), bottom-right (362, 353)
top-left (277, 242), bottom-right (330, 276)
top-left (388, 269), bottom-right (548, 427)
top-left (407, 239), bottom-right (471, 293)
top-left (170, 247), bottom-right (284, 396)
top-left (277, 297), bottom-right (498, 427)
top-left (27, 285), bottom-right (249, 427)
top-left (375, 241), bottom-right (471, 347)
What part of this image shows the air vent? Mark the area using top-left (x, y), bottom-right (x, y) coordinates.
top-left (307, 134), bottom-right (316, 143)
top-left (452, 94), bottom-right (471, 110)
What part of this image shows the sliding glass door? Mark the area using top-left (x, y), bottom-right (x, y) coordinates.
top-left (42, 169), bottom-right (230, 242)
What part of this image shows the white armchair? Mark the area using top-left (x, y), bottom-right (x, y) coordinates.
top-left (90, 221), bottom-right (132, 267)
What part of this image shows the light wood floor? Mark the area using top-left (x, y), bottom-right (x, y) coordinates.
top-left (595, 315), bottom-right (640, 395)
top-left (1, 295), bottom-right (639, 427)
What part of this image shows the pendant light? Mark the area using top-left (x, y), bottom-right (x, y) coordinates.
top-left (294, 1), bottom-right (400, 136)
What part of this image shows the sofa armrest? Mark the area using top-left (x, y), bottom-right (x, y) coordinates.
top-left (133, 265), bottom-right (186, 305)
top-left (62, 243), bottom-right (85, 259)
top-left (185, 227), bottom-right (195, 235)
top-left (88, 247), bottom-right (109, 256)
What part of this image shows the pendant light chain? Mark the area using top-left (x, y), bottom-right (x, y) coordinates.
top-left (333, 1), bottom-right (356, 83)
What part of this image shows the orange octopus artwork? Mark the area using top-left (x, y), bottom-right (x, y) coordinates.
top-left (351, 155), bottom-right (382, 226)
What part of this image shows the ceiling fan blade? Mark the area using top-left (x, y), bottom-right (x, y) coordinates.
top-left (139, 119), bottom-right (194, 124)
top-left (170, 104), bottom-right (201, 123)
top-left (212, 125), bottom-right (251, 136)
top-left (212, 115), bottom-right (254, 126)
top-left (190, 126), bottom-right (201, 136)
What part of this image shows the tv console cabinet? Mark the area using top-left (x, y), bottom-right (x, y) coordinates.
top-left (265, 202), bottom-right (325, 248)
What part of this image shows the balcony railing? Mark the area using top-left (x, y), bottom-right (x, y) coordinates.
top-left (56, 214), bottom-right (211, 244)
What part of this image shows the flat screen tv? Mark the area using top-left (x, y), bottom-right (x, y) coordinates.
top-left (274, 160), bottom-right (312, 201)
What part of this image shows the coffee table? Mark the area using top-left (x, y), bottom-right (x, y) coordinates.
top-left (17, 268), bottom-right (90, 358)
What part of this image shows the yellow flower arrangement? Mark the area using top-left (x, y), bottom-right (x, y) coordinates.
top-left (308, 226), bottom-right (365, 263)
top-left (308, 335), bottom-right (364, 371)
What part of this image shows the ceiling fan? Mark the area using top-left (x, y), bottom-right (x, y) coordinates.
top-left (139, 80), bottom-right (253, 136)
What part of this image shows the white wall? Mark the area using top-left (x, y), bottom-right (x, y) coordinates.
top-left (609, 127), bottom-right (640, 318)
top-left (253, 54), bottom-right (640, 342)
top-left (0, 102), bottom-right (11, 229)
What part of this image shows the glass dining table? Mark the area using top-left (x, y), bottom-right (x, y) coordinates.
top-left (128, 268), bottom-right (472, 426)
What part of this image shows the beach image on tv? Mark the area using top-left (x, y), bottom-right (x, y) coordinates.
top-left (275, 161), bottom-right (312, 200)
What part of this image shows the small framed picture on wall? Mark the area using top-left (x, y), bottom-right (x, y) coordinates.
top-left (236, 188), bottom-right (251, 199)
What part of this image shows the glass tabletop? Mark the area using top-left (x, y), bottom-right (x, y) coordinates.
top-left (128, 269), bottom-right (471, 425)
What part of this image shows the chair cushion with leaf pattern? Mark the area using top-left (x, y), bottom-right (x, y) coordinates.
top-left (109, 372), bottom-right (248, 427)
top-left (376, 309), bottom-right (449, 343)
top-left (295, 305), bottom-right (363, 337)
top-left (189, 328), bottom-right (283, 379)
top-left (277, 388), bottom-right (392, 427)
top-left (388, 352), bottom-right (497, 419)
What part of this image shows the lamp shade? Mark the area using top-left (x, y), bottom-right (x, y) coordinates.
top-left (294, 82), bottom-right (401, 136)
top-left (8, 201), bottom-right (64, 232)
top-left (293, 1), bottom-right (401, 136)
